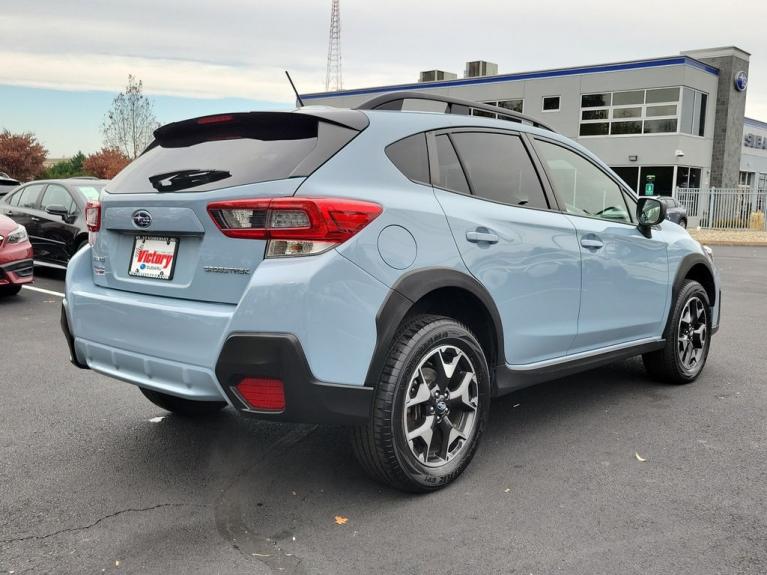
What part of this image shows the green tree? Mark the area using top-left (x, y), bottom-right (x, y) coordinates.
top-left (40, 151), bottom-right (87, 179)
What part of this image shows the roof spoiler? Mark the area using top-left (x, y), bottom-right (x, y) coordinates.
top-left (154, 110), bottom-right (369, 147)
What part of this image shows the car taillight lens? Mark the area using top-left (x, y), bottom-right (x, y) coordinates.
top-left (236, 378), bottom-right (286, 411)
top-left (85, 201), bottom-right (101, 232)
top-left (207, 197), bottom-right (382, 257)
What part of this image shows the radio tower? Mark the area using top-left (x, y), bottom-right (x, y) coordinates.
top-left (325, 0), bottom-right (342, 92)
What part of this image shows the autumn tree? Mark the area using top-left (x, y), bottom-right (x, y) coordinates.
top-left (83, 148), bottom-right (130, 179)
top-left (102, 75), bottom-right (159, 159)
top-left (0, 130), bottom-right (47, 181)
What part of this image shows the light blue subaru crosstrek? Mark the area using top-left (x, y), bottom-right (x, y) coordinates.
top-left (62, 92), bottom-right (721, 492)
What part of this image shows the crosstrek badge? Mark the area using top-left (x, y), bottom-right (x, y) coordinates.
top-left (129, 236), bottom-right (179, 280)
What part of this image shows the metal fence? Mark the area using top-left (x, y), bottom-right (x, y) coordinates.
top-left (675, 187), bottom-right (767, 230)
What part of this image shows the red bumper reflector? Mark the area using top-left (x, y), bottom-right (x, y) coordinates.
top-left (236, 378), bottom-right (286, 411)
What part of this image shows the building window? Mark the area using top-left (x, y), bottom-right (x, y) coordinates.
top-left (542, 96), bottom-right (560, 111)
top-left (759, 173), bottom-right (767, 192)
top-left (639, 166), bottom-right (675, 196)
top-left (739, 171), bottom-right (755, 188)
top-left (611, 166), bottom-right (640, 192)
top-left (680, 88), bottom-right (708, 137)
top-left (471, 99), bottom-right (525, 122)
top-left (676, 167), bottom-right (702, 189)
top-left (471, 109), bottom-right (496, 118)
top-left (579, 87), bottom-right (684, 137)
top-left (484, 99), bottom-right (524, 114)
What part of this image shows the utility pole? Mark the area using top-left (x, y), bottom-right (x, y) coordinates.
top-left (325, 0), bottom-right (342, 92)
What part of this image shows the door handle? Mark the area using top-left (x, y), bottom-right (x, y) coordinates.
top-left (580, 236), bottom-right (604, 250)
top-left (31, 216), bottom-right (41, 222)
top-left (466, 230), bottom-right (499, 244)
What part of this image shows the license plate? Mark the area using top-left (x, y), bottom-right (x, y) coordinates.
top-left (129, 236), bottom-right (179, 280)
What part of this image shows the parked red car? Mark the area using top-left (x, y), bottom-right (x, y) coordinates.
top-left (0, 213), bottom-right (33, 296)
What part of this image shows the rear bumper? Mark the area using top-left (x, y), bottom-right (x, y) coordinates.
top-left (216, 333), bottom-right (372, 424)
top-left (61, 304), bottom-right (373, 423)
top-left (60, 302), bottom-right (228, 401)
top-left (0, 258), bottom-right (34, 286)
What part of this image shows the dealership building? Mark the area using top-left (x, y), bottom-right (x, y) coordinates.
top-left (302, 46), bottom-right (764, 197)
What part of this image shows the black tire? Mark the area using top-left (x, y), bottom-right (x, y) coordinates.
top-left (139, 388), bottom-right (227, 416)
top-left (680, 218), bottom-right (688, 229)
top-left (352, 314), bottom-right (491, 492)
top-left (643, 279), bottom-right (711, 384)
top-left (0, 284), bottom-right (22, 297)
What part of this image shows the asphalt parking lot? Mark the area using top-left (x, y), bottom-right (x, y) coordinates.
top-left (1, 246), bottom-right (766, 574)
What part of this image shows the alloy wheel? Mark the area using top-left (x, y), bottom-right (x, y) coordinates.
top-left (678, 296), bottom-right (707, 372)
top-left (402, 345), bottom-right (479, 468)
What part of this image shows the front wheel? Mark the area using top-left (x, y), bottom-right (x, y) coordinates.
top-left (139, 388), bottom-right (227, 416)
top-left (643, 279), bottom-right (711, 384)
top-left (352, 315), bottom-right (491, 492)
top-left (680, 218), bottom-right (688, 229)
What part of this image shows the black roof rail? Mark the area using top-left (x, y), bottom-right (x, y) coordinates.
top-left (355, 91), bottom-right (556, 133)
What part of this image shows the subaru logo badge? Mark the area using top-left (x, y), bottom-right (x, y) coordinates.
top-left (132, 209), bottom-right (152, 228)
top-left (735, 71), bottom-right (748, 92)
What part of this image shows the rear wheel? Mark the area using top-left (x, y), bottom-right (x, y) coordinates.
top-left (643, 280), bottom-right (711, 384)
top-left (352, 314), bottom-right (491, 492)
top-left (139, 388), bottom-right (227, 416)
top-left (0, 285), bottom-right (22, 297)
top-left (680, 218), bottom-right (688, 229)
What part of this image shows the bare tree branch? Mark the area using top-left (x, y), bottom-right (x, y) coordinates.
top-left (101, 75), bottom-right (159, 159)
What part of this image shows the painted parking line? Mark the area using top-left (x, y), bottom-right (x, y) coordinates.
top-left (22, 285), bottom-right (65, 298)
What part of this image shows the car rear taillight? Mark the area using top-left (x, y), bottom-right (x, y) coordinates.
top-left (207, 197), bottom-right (382, 257)
top-left (85, 201), bottom-right (101, 232)
top-left (236, 378), bottom-right (286, 411)
top-left (196, 114), bottom-right (234, 125)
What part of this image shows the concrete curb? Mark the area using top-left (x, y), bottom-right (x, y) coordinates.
top-left (692, 241), bottom-right (767, 247)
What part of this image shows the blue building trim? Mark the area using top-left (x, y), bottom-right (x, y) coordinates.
top-left (302, 56), bottom-right (720, 100)
top-left (744, 117), bottom-right (767, 130)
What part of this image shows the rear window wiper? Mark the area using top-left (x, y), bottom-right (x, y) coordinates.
top-left (149, 169), bottom-right (231, 192)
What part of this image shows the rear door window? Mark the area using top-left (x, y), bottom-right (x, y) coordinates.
top-left (450, 132), bottom-right (549, 209)
top-left (107, 112), bottom-right (363, 194)
top-left (17, 184), bottom-right (45, 208)
top-left (385, 133), bottom-right (429, 184)
top-left (6, 190), bottom-right (21, 206)
top-left (434, 135), bottom-right (470, 194)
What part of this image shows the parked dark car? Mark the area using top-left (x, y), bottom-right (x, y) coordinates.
top-left (0, 178), bottom-right (107, 267)
top-left (655, 196), bottom-right (688, 228)
top-left (0, 172), bottom-right (20, 198)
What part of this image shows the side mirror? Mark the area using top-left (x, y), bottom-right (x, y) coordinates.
top-left (45, 204), bottom-right (69, 217)
top-left (637, 197), bottom-right (666, 233)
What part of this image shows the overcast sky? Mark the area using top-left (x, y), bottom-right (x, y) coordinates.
top-left (1, 0), bottom-right (766, 156)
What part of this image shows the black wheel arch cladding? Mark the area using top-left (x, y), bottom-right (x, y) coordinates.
top-left (365, 267), bottom-right (505, 389)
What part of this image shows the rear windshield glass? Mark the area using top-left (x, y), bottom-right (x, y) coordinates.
top-left (75, 185), bottom-right (105, 200)
top-left (106, 113), bottom-right (360, 194)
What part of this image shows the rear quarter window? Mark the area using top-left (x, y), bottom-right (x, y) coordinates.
top-left (385, 133), bottom-right (430, 184)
